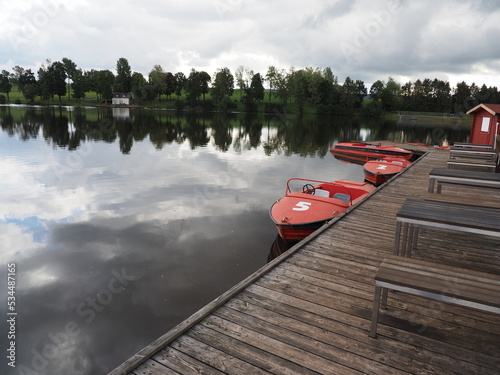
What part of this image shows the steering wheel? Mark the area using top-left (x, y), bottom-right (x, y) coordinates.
top-left (302, 184), bottom-right (316, 195)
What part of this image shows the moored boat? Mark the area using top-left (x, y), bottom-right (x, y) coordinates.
top-left (363, 157), bottom-right (411, 186)
top-left (331, 142), bottom-right (413, 160)
top-left (269, 178), bottom-right (375, 242)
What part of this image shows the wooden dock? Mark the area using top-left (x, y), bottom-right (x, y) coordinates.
top-left (110, 145), bottom-right (500, 375)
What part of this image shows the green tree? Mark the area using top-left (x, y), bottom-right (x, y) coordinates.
top-left (72, 69), bottom-right (87, 101)
top-left (95, 70), bottom-right (115, 101)
top-left (0, 70), bottom-right (12, 101)
top-left (235, 66), bottom-right (246, 100)
top-left (452, 81), bottom-right (471, 113)
top-left (19, 69), bottom-right (38, 103)
top-left (141, 83), bottom-right (157, 101)
top-left (114, 57), bottom-right (132, 92)
top-left (266, 66), bottom-right (278, 103)
top-left (37, 61), bottom-right (51, 100)
top-left (432, 79), bottom-right (451, 112)
top-left (186, 69), bottom-right (211, 101)
top-left (84, 69), bottom-right (98, 93)
top-left (243, 73), bottom-right (265, 111)
top-left (37, 60), bottom-right (66, 102)
top-left (305, 67), bottom-right (325, 105)
top-left (248, 73), bottom-right (264, 101)
top-left (62, 57), bottom-right (77, 100)
top-left (379, 77), bottom-right (401, 111)
top-left (49, 61), bottom-right (67, 102)
top-left (131, 72), bottom-right (147, 102)
top-left (369, 80), bottom-right (384, 100)
top-left (275, 68), bottom-right (290, 103)
top-left (149, 65), bottom-right (166, 102)
top-left (11, 66), bottom-right (25, 89)
top-left (211, 67), bottom-right (234, 110)
top-left (199, 71), bottom-right (211, 100)
top-left (342, 76), bottom-right (357, 108)
top-left (354, 79), bottom-right (367, 107)
top-left (165, 72), bottom-right (176, 99)
top-left (400, 81), bottom-right (413, 110)
top-left (289, 69), bottom-right (308, 114)
top-left (174, 72), bottom-right (186, 98)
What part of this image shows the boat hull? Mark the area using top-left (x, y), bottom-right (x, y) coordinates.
top-left (331, 142), bottom-right (413, 160)
top-left (363, 158), bottom-right (411, 186)
top-left (275, 220), bottom-right (329, 243)
top-left (270, 179), bottom-right (375, 242)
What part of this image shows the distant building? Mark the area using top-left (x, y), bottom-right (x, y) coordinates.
top-left (112, 92), bottom-right (131, 105)
top-left (466, 103), bottom-right (500, 149)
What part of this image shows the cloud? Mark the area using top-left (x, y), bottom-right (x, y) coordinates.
top-left (1, 0), bottom-right (500, 90)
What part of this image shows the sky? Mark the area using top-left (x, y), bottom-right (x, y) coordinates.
top-left (1, 0), bottom-right (500, 89)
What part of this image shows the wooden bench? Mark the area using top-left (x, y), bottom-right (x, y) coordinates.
top-left (453, 142), bottom-right (494, 149)
top-left (369, 255), bottom-right (500, 338)
top-left (428, 167), bottom-right (500, 193)
top-left (393, 198), bottom-right (500, 257)
top-left (449, 147), bottom-right (498, 162)
top-left (426, 193), bottom-right (500, 209)
top-left (447, 159), bottom-right (497, 172)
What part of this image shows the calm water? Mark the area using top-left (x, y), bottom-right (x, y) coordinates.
top-left (0, 106), bottom-right (469, 374)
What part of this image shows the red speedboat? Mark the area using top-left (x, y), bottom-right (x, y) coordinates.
top-left (363, 157), bottom-right (411, 186)
top-left (270, 178), bottom-right (375, 242)
top-left (331, 142), bottom-right (413, 160)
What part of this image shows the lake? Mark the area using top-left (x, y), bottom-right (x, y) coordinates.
top-left (0, 105), bottom-right (469, 374)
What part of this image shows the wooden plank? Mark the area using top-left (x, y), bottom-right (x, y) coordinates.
top-left (202, 314), bottom-right (364, 374)
top-left (158, 336), bottom-right (268, 375)
top-left (232, 292), bottom-right (480, 374)
top-left (131, 359), bottom-right (180, 375)
top-left (186, 324), bottom-right (319, 375)
top-left (240, 289), bottom-right (500, 372)
top-left (222, 298), bottom-right (441, 375)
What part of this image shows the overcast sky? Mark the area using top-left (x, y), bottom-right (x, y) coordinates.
top-left (1, 0), bottom-right (500, 89)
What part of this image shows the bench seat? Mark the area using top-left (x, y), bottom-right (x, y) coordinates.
top-left (369, 255), bottom-right (500, 338)
top-left (426, 193), bottom-right (500, 209)
top-left (449, 147), bottom-right (498, 162)
top-left (394, 198), bottom-right (500, 257)
top-left (428, 167), bottom-right (500, 193)
top-left (447, 159), bottom-right (497, 172)
top-left (452, 143), bottom-right (494, 149)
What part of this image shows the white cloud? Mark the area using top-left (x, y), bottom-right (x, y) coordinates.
top-left (1, 0), bottom-right (500, 88)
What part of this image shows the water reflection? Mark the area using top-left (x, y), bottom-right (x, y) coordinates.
top-left (0, 106), bottom-right (470, 374)
top-left (0, 105), bottom-right (470, 156)
top-left (267, 234), bottom-right (295, 262)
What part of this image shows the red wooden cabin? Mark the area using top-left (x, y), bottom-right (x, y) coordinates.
top-left (466, 103), bottom-right (500, 149)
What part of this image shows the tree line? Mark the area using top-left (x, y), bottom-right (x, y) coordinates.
top-left (0, 57), bottom-right (498, 116)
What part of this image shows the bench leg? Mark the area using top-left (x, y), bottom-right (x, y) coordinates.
top-left (381, 288), bottom-right (389, 309)
top-left (401, 223), bottom-right (410, 257)
top-left (393, 222), bottom-right (402, 256)
top-left (428, 177), bottom-right (435, 193)
top-left (369, 285), bottom-right (382, 338)
top-left (406, 224), bottom-right (419, 257)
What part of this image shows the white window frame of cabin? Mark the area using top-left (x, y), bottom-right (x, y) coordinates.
top-left (481, 117), bottom-right (490, 132)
